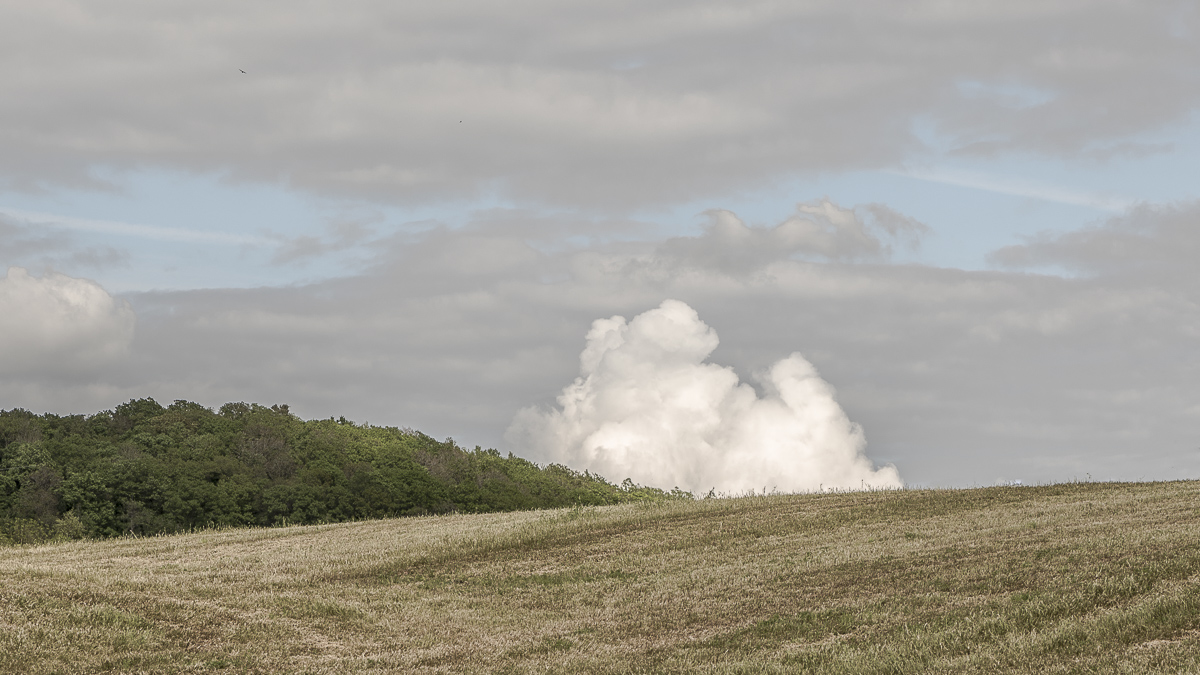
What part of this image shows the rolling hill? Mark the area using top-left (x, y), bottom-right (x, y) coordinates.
top-left (3, 481), bottom-right (1200, 673)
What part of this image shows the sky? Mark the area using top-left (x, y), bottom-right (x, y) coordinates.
top-left (3, 0), bottom-right (1200, 489)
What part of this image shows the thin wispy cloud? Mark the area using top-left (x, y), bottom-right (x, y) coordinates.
top-left (893, 168), bottom-right (1135, 213)
top-left (0, 207), bottom-right (269, 246)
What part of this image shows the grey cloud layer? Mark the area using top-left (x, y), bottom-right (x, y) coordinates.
top-left (7, 200), bottom-right (1197, 487)
top-left (3, 1), bottom-right (1197, 207)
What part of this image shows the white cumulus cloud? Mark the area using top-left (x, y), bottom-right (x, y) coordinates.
top-left (0, 267), bottom-right (135, 376)
top-left (507, 299), bottom-right (901, 493)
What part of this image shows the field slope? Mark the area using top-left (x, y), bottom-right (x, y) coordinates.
top-left (3, 481), bottom-right (1200, 673)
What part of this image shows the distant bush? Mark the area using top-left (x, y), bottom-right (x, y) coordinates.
top-left (0, 400), bottom-right (685, 545)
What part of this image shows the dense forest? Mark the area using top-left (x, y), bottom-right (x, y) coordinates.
top-left (0, 399), bottom-right (687, 545)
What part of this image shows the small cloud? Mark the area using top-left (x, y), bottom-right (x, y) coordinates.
top-left (269, 218), bottom-right (378, 265)
top-left (64, 246), bottom-right (131, 270)
top-left (658, 198), bottom-right (928, 274)
top-left (987, 201), bottom-right (1200, 279)
top-left (0, 213), bottom-right (132, 272)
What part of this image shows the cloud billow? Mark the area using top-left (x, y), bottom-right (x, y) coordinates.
top-left (660, 200), bottom-right (929, 273)
top-left (0, 267), bottom-right (135, 376)
top-left (507, 299), bottom-right (902, 493)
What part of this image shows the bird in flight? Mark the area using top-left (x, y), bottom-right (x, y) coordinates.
top-left (239, 69), bottom-right (246, 74)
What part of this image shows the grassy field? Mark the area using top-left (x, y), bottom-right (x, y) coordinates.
top-left (3, 481), bottom-right (1200, 673)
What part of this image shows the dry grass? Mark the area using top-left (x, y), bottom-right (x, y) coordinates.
top-left (4, 481), bottom-right (1200, 673)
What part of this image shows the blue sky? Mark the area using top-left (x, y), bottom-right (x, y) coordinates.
top-left (6, 112), bottom-right (1199, 292)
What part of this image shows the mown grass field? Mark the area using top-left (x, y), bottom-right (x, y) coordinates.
top-left (3, 481), bottom-right (1200, 673)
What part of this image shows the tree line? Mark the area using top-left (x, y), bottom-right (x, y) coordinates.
top-left (0, 399), bottom-right (686, 545)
